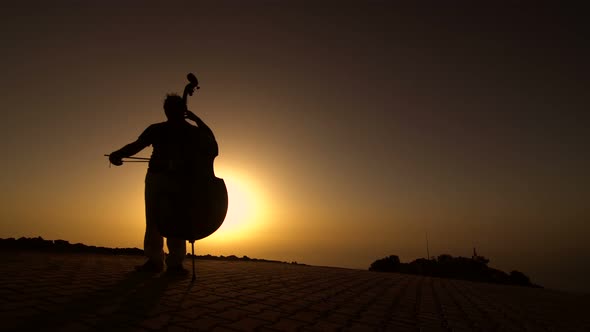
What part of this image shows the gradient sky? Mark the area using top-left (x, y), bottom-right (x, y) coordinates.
top-left (1, 2), bottom-right (588, 292)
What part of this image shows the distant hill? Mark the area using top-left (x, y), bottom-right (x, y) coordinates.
top-left (0, 237), bottom-right (305, 265)
top-left (0, 236), bottom-right (143, 256)
top-left (369, 254), bottom-right (541, 288)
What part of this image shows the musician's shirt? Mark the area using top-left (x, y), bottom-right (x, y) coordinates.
top-left (137, 121), bottom-right (217, 176)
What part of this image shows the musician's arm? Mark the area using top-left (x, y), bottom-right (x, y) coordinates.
top-left (185, 110), bottom-right (215, 139)
top-left (109, 126), bottom-right (153, 166)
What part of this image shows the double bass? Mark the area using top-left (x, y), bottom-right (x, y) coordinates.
top-left (155, 73), bottom-right (229, 243)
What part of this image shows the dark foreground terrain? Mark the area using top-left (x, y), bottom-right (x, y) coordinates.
top-left (1, 251), bottom-right (589, 331)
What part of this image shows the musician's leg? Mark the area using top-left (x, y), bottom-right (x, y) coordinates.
top-left (166, 237), bottom-right (187, 269)
top-left (139, 172), bottom-right (165, 272)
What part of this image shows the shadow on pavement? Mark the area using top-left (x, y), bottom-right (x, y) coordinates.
top-left (9, 271), bottom-right (191, 331)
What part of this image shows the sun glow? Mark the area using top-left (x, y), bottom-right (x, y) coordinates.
top-left (207, 168), bottom-right (267, 243)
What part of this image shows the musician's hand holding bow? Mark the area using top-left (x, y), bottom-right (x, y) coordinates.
top-left (109, 153), bottom-right (123, 166)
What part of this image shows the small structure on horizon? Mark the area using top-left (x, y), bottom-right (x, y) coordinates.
top-left (472, 247), bottom-right (490, 265)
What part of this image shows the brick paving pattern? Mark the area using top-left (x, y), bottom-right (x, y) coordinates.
top-left (1, 251), bottom-right (589, 331)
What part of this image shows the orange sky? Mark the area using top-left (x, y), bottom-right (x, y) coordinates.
top-left (1, 2), bottom-right (588, 292)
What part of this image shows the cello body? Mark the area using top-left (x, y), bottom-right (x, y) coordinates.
top-left (154, 173), bottom-right (228, 242)
top-left (183, 176), bottom-right (228, 241)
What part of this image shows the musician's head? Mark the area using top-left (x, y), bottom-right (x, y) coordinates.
top-left (163, 94), bottom-right (185, 121)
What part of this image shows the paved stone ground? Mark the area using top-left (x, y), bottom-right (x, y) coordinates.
top-left (1, 252), bottom-right (589, 331)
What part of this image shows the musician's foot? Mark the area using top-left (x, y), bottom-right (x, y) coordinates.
top-left (134, 260), bottom-right (164, 273)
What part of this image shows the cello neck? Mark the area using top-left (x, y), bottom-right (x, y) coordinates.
top-left (183, 73), bottom-right (199, 106)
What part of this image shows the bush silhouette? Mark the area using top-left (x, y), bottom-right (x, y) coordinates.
top-left (369, 255), bottom-right (401, 272)
top-left (369, 253), bottom-right (539, 288)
